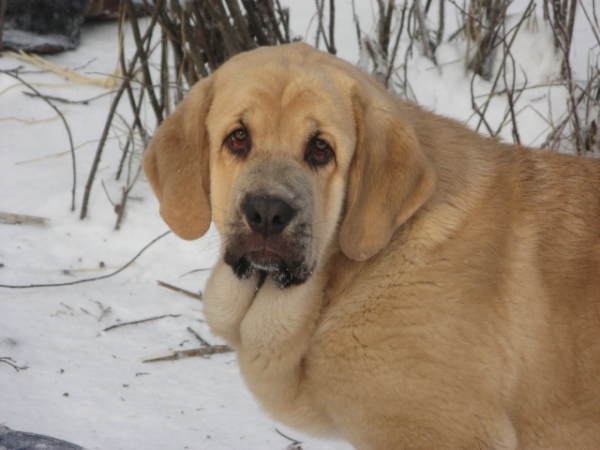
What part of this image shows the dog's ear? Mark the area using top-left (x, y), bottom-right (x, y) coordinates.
top-left (339, 85), bottom-right (436, 261)
top-left (143, 78), bottom-right (213, 240)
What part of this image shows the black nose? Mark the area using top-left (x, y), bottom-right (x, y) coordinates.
top-left (242, 195), bottom-right (297, 237)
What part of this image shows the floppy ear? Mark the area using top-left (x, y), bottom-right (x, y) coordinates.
top-left (339, 88), bottom-right (436, 261)
top-left (143, 78), bottom-right (213, 240)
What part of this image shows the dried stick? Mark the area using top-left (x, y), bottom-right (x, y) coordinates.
top-left (579, 1), bottom-right (600, 48)
top-left (118, 14), bottom-right (149, 147)
top-left (0, 231), bottom-right (170, 289)
top-left (500, 49), bottom-right (524, 144)
top-left (187, 327), bottom-right (210, 346)
top-left (241, 0), bottom-right (269, 46)
top-left (376, 0), bottom-right (394, 59)
top-left (0, 357), bottom-right (27, 372)
top-left (144, 327), bottom-right (233, 362)
top-left (114, 187), bottom-right (129, 230)
top-left (471, 0), bottom-right (535, 136)
top-left (112, 115), bottom-right (144, 230)
top-left (80, 85), bottom-right (126, 220)
top-left (224, 0), bottom-right (255, 46)
top-left (275, 429), bottom-right (302, 446)
top-left (0, 212), bottom-right (49, 225)
top-left (540, 89), bottom-right (586, 149)
top-left (413, 0), bottom-right (434, 61)
top-left (157, 280), bottom-right (203, 301)
top-left (22, 91), bottom-right (111, 105)
top-left (1, 69), bottom-right (77, 212)
top-left (103, 314), bottom-right (180, 332)
top-left (159, 28), bottom-right (170, 115)
top-left (261, 0), bottom-right (289, 44)
top-left (115, 136), bottom-right (133, 181)
top-left (80, 0), bottom-right (163, 220)
top-left (436, 0), bottom-right (445, 49)
top-left (142, 345), bottom-right (233, 362)
top-left (350, 0), bottom-right (363, 52)
top-left (125, 0), bottom-right (163, 123)
top-left (314, 0), bottom-right (336, 54)
top-left (469, 71), bottom-right (495, 136)
top-left (384, 2), bottom-right (408, 88)
top-left (328, 0), bottom-right (336, 55)
top-left (315, 0), bottom-right (326, 50)
top-left (274, 0), bottom-right (291, 43)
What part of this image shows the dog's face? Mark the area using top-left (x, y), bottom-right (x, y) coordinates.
top-left (144, 43), bottom-right (436, 288)
top-left (205, 52), bottom-right (358, 288)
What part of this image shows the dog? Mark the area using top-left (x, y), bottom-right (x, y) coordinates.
top-left (143, 43), bottom-right (600, 449)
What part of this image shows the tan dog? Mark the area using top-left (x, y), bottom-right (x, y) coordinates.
top-left (143, 43), bottom-right (600, 449)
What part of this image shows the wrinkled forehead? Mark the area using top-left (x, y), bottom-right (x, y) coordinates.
top-left (206, 53), bottom-right (355, 144)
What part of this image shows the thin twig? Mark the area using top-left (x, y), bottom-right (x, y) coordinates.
top-left (499, 47), bottom-right (524, 144)
top-left (351, 0), bottom-right (363, 52)
top-left (124, 0), bottom-right (163, 123)
top-left (0, 231), bottom-right (171, 289)
top-left (157, 280), bottom-right (203, 301)
top-left (470, 0), bottom-right (535, 136)
top-left (114, 187), bottom-right (129, 230)
top-left (103, 314), bottom-right (180, 332)
top-left (1, 69), bottom-right (77, 211)
top-left (95, 301), bottom-right (112, 322)
top-left (187, 327), bottom-right (210, 346)
top-left (0, 357), bottom-right (27, 372)
top-left (142, 345), bottom-right (233, 363)
top-left (328, 0), bottom-right (336, 54)
top-left (275, 428), bottom-right (302, 445)
top-left (101, 180), bottom-right (117, 208)
top-left (436, 0), bottom-right (445, 49)
top-left (384, 2), bottom-right (408, 88)
top-left (22, 91), bottom-right (112, 105)
top-left (79, 0), bottom-right (163, 220)
top-left (79, 80), bottom-right (128, 220)
top-left (413, 0), bottom-right (434, 62)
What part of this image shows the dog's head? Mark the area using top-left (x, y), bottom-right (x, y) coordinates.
top-left (144, 43), bottom-right (435, 288)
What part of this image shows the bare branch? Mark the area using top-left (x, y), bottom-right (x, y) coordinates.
top-left (0, 357), bottom-right (27, 372)
top-left (2, 69), bottom-right (77, 212)
top-left (413, 0), bottom-right (434, 61)
top-left (79, 0), bottom-right (163, 220)
top-left (103, 314), bottom-right (180, 332)
top-left (0, 231), bottom-right (170, 289)
top-left (157, 280), bottom-right (203, 301)
top-left (143, 345), bottom-right (233, 362)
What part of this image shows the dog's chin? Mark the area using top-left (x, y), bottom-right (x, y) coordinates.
top-left (225, 251), bottom-right (311, 289)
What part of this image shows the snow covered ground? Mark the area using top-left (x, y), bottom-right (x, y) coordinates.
top-left (0, 2), bottom-right (597, 450)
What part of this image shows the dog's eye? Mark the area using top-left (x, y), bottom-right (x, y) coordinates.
top-left (306, 138), bottom-right (333, 168)
top-left (226, 128), bottom-right (251, 156)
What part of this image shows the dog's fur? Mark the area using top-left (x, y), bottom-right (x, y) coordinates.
top-left (143, 43), bottom-right (600, 449)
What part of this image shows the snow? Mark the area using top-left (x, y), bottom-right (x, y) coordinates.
top-left (0, 2), bottom-right (597, 450)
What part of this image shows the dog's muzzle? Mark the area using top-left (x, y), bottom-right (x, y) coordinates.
top-left (223, 194), bottom-right (313, 289)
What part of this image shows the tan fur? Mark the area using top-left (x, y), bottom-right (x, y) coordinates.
top-left (143, 43), bottom-right (600, 450)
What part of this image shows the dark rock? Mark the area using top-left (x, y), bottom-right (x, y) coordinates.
top-left (0, 426), bottom-right (86, 450)
top-left (2, 0), bottom-right (90, 53)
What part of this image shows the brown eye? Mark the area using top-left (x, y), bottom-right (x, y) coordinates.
top-left (226, 128), bottom-right (251, 156)
top-left (306, 137), bottom-right (333, 168)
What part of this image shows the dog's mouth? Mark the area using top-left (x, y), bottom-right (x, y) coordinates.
top-left (223, 233), bottom-right (312, 289)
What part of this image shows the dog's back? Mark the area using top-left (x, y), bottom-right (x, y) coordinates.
top-left (313, 112), bottom-right (600, 448)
